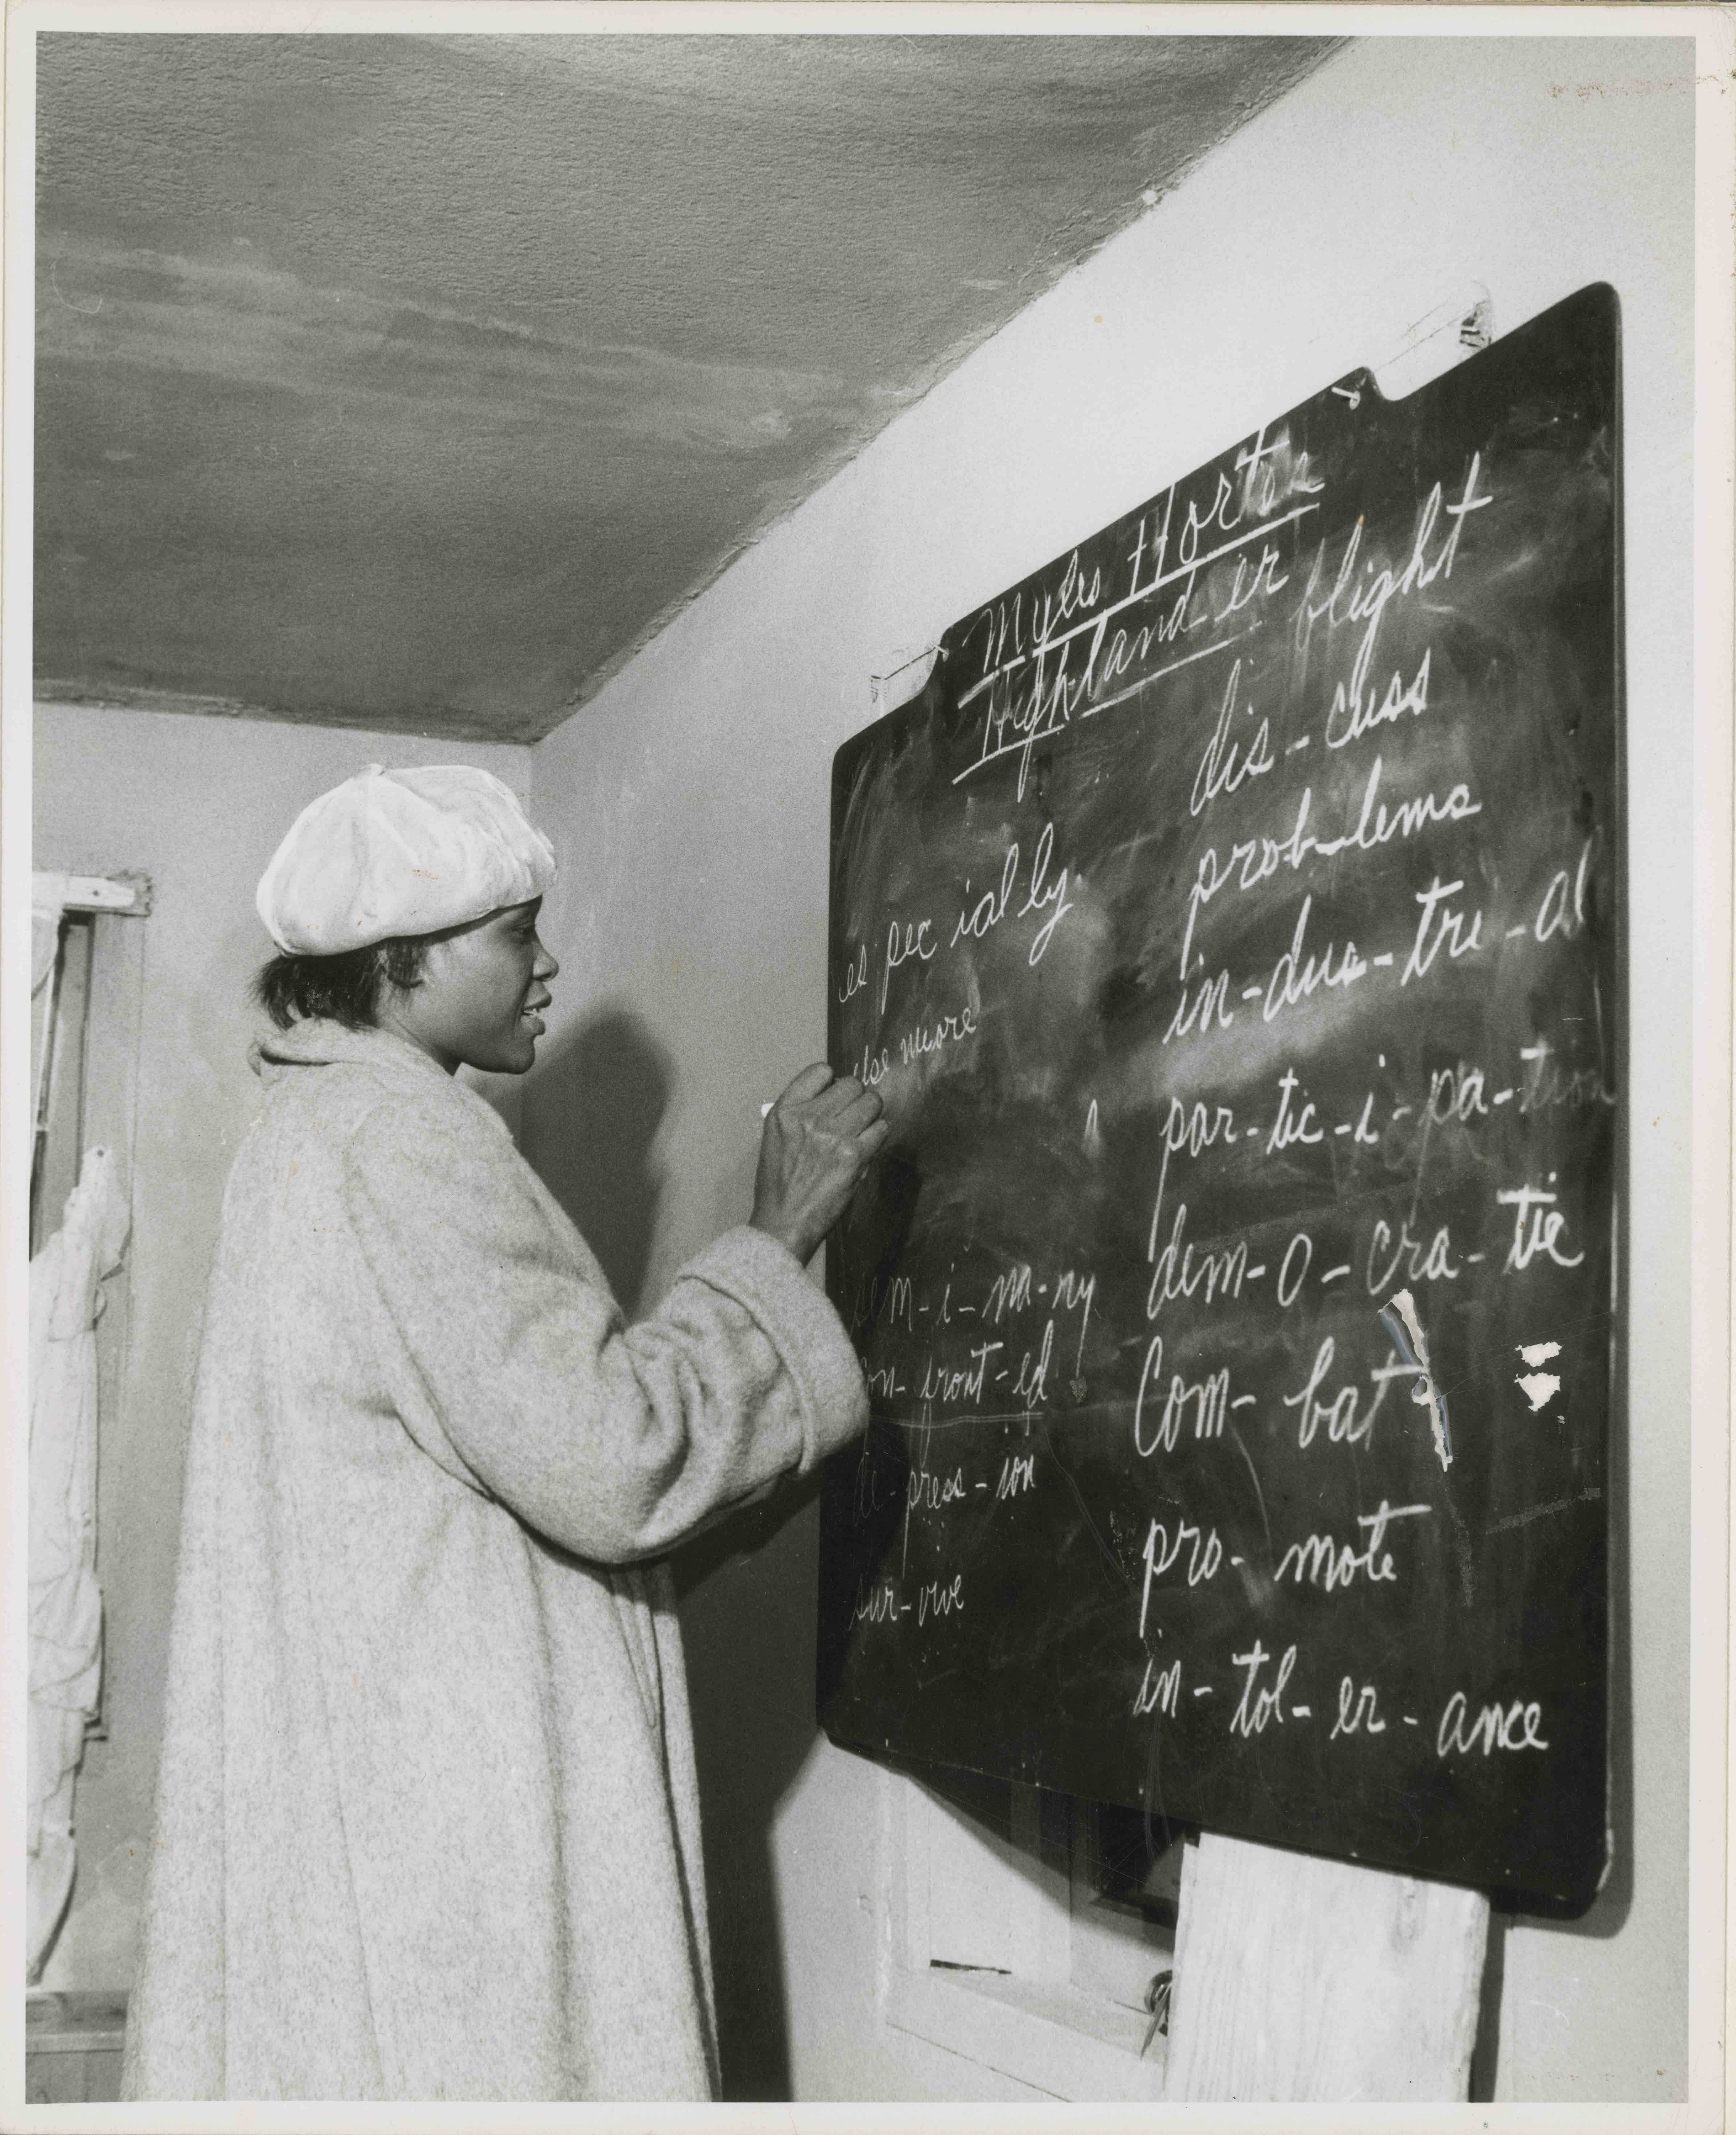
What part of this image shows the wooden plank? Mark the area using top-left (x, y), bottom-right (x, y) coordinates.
top-left (31, 870), bottom-right (151, 915)
top-left (1163, 1833), bottom-right (1489, 2102)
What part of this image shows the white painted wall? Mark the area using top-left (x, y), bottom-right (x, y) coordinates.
top-left (526, 35), bottom-right (1696, 2102)
top-left (30, 703), bottom-right (533, 1994)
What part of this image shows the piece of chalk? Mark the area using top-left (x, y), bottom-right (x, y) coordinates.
top-left (760, 1100), bottom-right (776, 1119)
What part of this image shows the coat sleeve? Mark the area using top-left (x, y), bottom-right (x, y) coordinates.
top-left (340, 1098), bottom-right (868, 1563)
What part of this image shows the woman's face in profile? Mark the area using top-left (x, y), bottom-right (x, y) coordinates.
top-left (386, 898), bottom-right (559, 1075)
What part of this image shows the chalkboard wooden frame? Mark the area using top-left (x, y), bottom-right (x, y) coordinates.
top-left (819, 283), bottom-right (1624, 1916)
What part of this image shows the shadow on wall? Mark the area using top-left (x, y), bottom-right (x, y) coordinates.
top-left (525, 1003), bottom-right (819, 2102)
top-left (526, 1002), bottom-right (674, 1310)
top-left (671, 1478), bottom-right (827, 2101)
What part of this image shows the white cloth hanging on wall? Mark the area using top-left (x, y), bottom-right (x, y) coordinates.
top-left (28, 1143), bottom-right (130, 1980)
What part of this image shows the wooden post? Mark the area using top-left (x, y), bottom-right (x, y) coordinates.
top-left (1163, 1833), bottom-right (1490, 2102)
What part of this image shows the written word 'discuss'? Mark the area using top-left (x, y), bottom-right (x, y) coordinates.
top-left (816, 283), bottom-right (1621, 1914)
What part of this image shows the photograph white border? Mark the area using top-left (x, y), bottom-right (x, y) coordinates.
top-left (3, 7), bottom-right (1729, 2132)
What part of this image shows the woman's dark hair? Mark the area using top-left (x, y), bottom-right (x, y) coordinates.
top-left (253, 936), bottom-right (429, 1031)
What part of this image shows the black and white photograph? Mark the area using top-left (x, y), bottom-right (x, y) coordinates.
top-left (6, 5), bottom-right (1730, 2125)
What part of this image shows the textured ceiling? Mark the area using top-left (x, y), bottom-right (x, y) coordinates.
top-left (35, 32), bottom-right (1337, 742)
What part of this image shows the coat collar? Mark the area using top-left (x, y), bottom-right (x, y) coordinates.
top-left (252, 1015), bottom-right (443, 1081)
top-left (250, 1019), bottom-right (520, 1142)
top-left (254, 1014), bottom-right (474, 1096)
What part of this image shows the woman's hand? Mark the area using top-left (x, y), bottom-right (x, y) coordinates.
top-left (750, 1063), bottom-right (889, 1264)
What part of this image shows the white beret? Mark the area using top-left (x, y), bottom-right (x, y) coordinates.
top-left (256, 763), bottom-right (556, 955)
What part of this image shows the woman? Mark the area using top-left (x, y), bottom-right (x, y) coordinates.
top-left (122, 763), bottom-right (886, 2102)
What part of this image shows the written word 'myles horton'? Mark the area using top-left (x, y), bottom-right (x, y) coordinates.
top-left (12, 12), bottom-right (1729, 2123)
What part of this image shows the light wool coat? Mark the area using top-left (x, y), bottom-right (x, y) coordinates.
top-left (122, 1019), bottom-right (867, 2102)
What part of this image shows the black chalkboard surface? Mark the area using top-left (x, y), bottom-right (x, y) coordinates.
top-left (817, 283), bottom-right (1622, 1914)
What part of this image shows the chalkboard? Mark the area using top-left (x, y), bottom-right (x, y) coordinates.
top-left (817, 283), bottom-right (1622, 1915)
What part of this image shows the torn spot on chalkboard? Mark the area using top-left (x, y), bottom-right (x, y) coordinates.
top-left (1380, 1288), bottom-right (1452, 1471)
top-left (1516, 1338), bottom-right (1563, 1411)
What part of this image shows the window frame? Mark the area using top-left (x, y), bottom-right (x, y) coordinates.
top-left (876, 1767), bottom-right (1172, 2100)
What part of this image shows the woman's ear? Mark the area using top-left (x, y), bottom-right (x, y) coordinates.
top-left (376, 937), bottom-right (430, 1002)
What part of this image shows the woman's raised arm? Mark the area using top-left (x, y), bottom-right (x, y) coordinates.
top-left (341, 1098), bottom-right (868, 1562)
